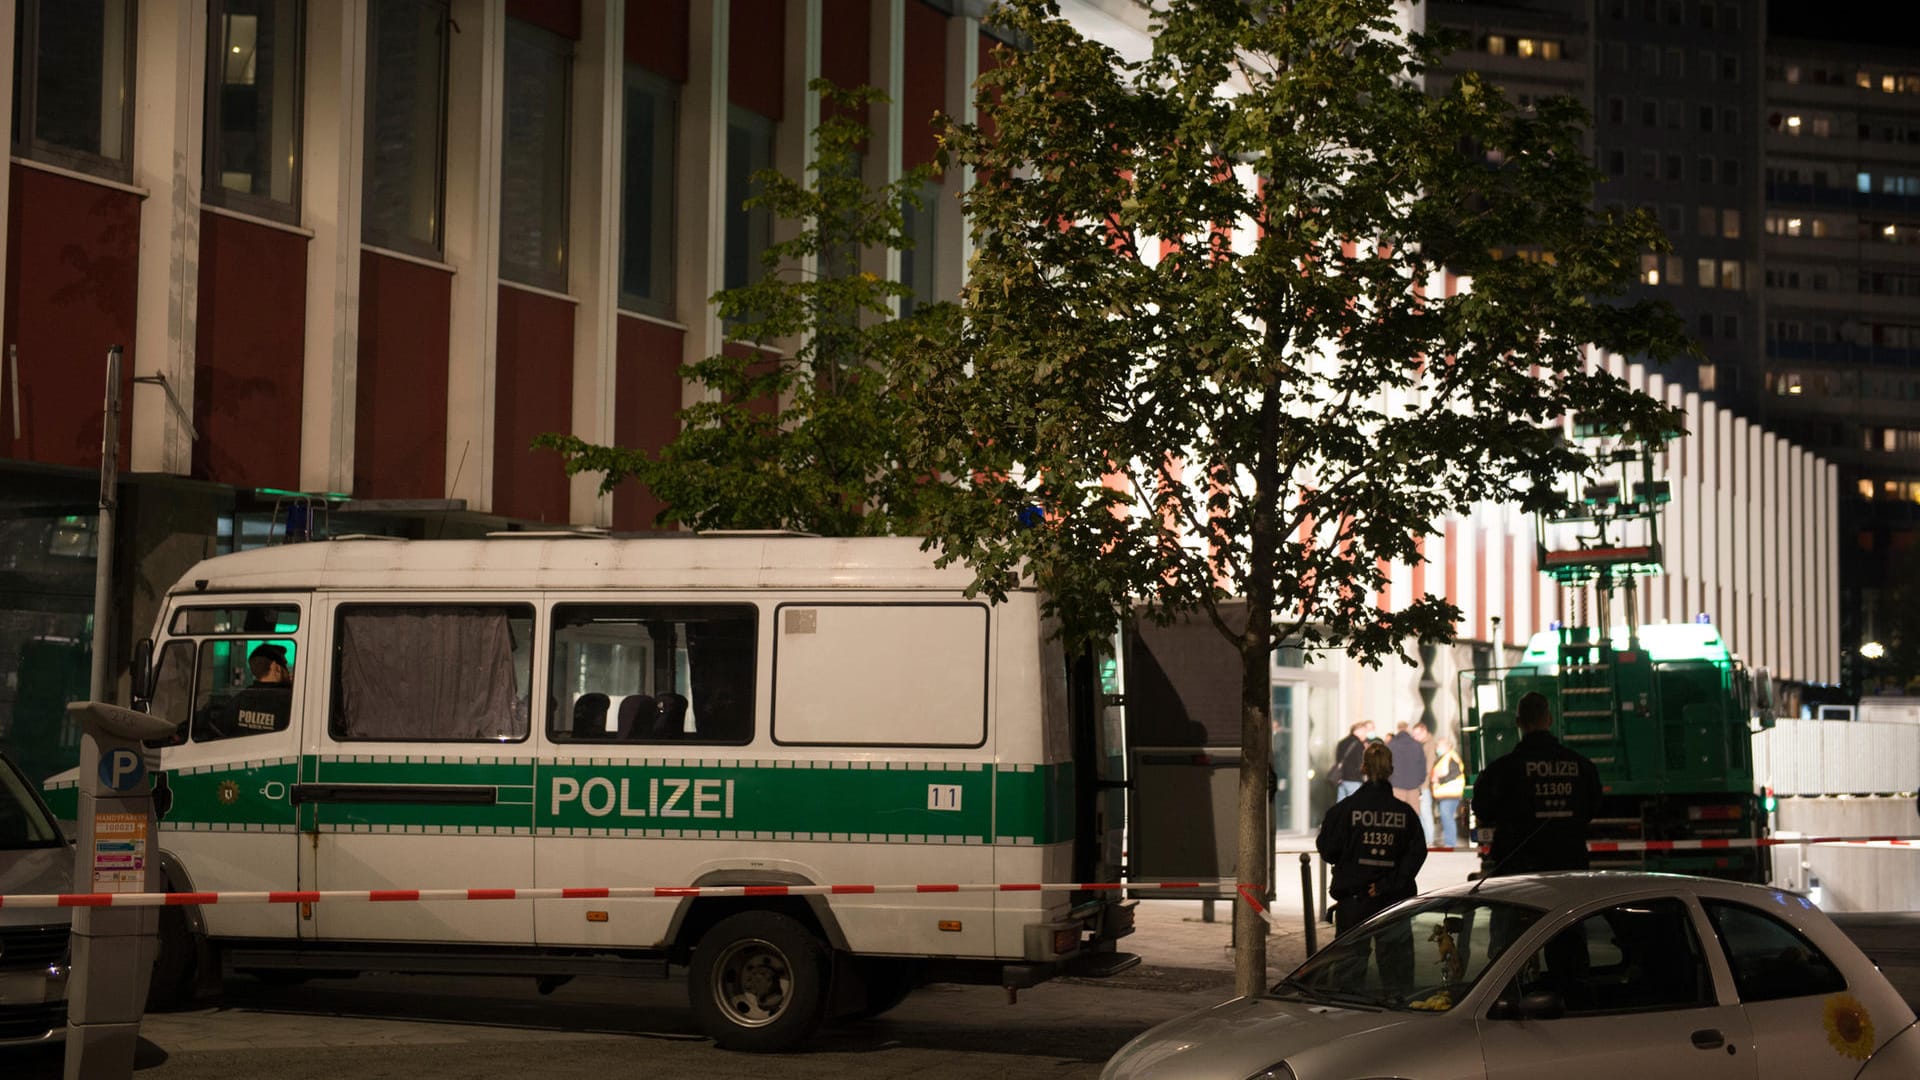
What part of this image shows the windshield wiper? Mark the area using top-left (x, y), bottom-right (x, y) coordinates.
top-left (1268, 979), bottom-right (1386, 1010)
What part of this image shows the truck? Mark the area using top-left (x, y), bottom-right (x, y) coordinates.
top-left (1458, 423), bottom-right (1777, 883)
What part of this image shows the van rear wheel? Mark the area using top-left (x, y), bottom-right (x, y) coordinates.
top-left (688, 910), bottom-right (829, 1052)
top-left (148, 903), bottom-right (206, 1010)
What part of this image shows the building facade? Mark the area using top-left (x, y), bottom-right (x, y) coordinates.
top-left (0, 0), bottom-right (995, 780)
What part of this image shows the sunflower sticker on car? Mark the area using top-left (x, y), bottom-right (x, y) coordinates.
top-left (1823, 992), bottom-right (1874, 1060)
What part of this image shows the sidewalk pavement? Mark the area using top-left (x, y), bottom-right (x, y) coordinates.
top-left (1116, 847), bottom-right (1483, 982)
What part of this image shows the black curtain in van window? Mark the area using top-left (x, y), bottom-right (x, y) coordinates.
top-left (684, 617), bottom-right (755, 743)
top-left (335, 606), bottom-right (526, 741)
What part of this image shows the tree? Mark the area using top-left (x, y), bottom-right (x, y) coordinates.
top-left (907, 0), bottom-right (1693, 996)
top-left (536, 81), bottom-right (949, 535)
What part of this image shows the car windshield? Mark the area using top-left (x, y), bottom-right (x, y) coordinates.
top-left (0, 755), bottom-right (63, 850)
top-left (1271, 896), bottom-right (1544, 1012)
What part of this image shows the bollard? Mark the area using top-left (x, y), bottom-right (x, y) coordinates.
top-left (64, 701), bottom-right (176, 1080)
top-left (1317, 851), bottom-right (1331, 924)
top-left (1299, 853), bottom-right (1316, 955)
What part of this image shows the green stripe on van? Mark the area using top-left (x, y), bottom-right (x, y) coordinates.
top-left (148, 757), bottom-right (1078, 845)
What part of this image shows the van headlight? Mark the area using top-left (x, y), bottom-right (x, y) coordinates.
top-left (1245, 1065), bottom-right (1296, 1080)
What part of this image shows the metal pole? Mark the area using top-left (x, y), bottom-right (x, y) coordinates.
top-left (1298, 853), bottom-right (1316, 955)
top-left (1318, 850), bottom-right (1331, 923)
top-left (88, 346), bottom-right (122, 703)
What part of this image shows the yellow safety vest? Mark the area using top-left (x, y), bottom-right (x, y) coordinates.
top-left (1432, 749), bottom-right (1465, 799)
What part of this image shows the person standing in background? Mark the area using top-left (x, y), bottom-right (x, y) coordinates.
top-left (1411, 721), bottom-right (1436, 844)
top-left (1332, 720), bottom-right (1373, 801)
top-left (1430, 736), bottom-right (1465, 849)
top-left (1387, 721), bottom-right (1431, 843)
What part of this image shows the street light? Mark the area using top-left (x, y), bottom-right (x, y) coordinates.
top-left (1859, 641), bottom-right (1886, 660)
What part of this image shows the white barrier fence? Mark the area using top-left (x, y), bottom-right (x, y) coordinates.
top-left (1752, 718), bottom-right (1920, 796)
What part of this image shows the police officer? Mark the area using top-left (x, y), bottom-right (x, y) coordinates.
top-left (1472, 690), bottom-right (1603, 875)
top-left (1317, 741), bottom-right (1426, 995)
top-left (1318, 742), bottom-right (1427, 930)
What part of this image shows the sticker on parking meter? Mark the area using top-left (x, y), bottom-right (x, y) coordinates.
top-left (92, 812), bottom-right (149, 893)
top-left (98, 747), bottom-right (145, 792)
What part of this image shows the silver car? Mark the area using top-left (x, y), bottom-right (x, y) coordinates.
top-left (1105, 872), bottom-right (1920, 1080)
top-left (0, 752), bottom-right (70, 1047)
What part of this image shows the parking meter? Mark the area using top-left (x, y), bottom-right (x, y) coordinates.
top-left (64, 700), bottom-right (177, 1080)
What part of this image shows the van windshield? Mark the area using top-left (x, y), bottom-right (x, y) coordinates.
top-left (0, 755), bottom-right (63, 849)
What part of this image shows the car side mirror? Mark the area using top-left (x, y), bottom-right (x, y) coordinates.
top-left (1518, 990), bottom-right (1565, 1020)
top-left (1490, 990), bottom-right (1565, 1021)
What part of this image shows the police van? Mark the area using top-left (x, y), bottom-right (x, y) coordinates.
top-left (49, 534), bottom-right (1138, 1050)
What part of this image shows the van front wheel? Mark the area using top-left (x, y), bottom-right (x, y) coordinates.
top-left (688, 911), bottom-right (829, 1052)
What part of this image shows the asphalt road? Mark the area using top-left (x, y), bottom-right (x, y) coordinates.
top-left (4, 964), bottom-right (1236, 1080)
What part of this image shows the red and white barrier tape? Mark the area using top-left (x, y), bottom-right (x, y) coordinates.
top-left (0, 879), bottom-right (1219, 911)
top-left (1416, 834), bottom-right (1919, 855)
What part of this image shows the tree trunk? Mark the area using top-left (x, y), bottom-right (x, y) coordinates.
top-left (1233, 636), bottom-right (1273, 998)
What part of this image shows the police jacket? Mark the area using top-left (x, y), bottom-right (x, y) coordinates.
top-left (1316, 781), bottom-right (1427, 903)
top-left (1471, 729), bottom-right (1603, 874)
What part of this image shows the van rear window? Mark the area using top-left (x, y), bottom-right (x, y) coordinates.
top-left (331, 604), bottom-right (535, 742)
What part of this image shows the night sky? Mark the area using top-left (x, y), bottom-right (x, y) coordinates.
top-left (1768, 1), bottom-right (1920, 48)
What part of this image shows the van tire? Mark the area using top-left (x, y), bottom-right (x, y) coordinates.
top-left (148, 903), bottom-right (205, 1010)
top-left (688, 910), bottom-right (829, 1052)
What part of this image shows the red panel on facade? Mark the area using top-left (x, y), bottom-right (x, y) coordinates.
top-left (354, 252), bottom-right (450, 500)
top-left (494, 285), bottom-right (575, 524)
top-left (611, 315), bottom-right (684, 530)
top-left (193, 211), bottom-right (307, 489)
top-left (820, 0), bottom-right (869, 90)
top-left (902, 0), bottom-right (947, 171)
top-left (729, 0), bottom-right (785, 121)
top-left (507, 0), bottom-right (581, 40)
top-left (2, 166), bottom-right (138, 469)
top-left (626, 0), bottom-right (688, 81)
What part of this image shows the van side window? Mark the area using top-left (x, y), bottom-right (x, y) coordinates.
top-left (192, 638), bottom-right (299, 742)
top-left (331, 605), bottom-right (535, 742)
top-left (772, 603), bottom-right (989, 748)
top-left (549, 604), bottom-right (757, 745)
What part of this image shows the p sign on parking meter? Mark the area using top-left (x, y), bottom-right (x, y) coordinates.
top-left (65, 701), bottom-right (179, 1080)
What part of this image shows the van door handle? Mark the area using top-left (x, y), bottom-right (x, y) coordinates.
top-left (291, 783), bottom-right (497, 806)
top-left (1690, 1028), bottom-right (1724, 1050)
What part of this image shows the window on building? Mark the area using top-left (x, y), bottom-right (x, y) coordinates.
top-left (1665, 0), bottom-right (1683, 25)
top-left (1641, 44), bottom-right (1659, 73)
top-left (1639, 253), bottom-right (1663, 285)
top-left (205, 0), bottom-right (304, 222)
top-left (1607, 97), bottom-right (1625, 124)
top-left (10, 0), bottom-right (137, 180)
top-left (1698, 312), bottom-right (1714, 338)
top-left (722, 106), bottom-right (776, 292)
top-left (899, 180), bottom-right (941, 317)
top-left (1666, 154), bottom-right (1683, 181)
top-left (1697, 257), bottom-right (1717, 287)
top-left (1606, 149), bottom-right (1626, 176)
top-left (1722, 108), bottom-right (1738, 134)
top-left (499, 18), bottom-right (572, 292)
top-left (1697, 205), bottom-right (1716, 236)
top-left (1661, 204), bottom-right (1683, 235)
top-left (1541, 40), bottom-right (1562, 61)
top-left (1784, 63), bottom-right (1802, 83)
top-left (1721, 208), bottom-right (1740, 238)
top-left (1485, 34), bottom-right (1507, 56)
top-left (1610, 42), bottom-right (1628, 71)
top-left (1722, 314), bottom-right (1738, 339)
top-left (619, 67), bottom-right (679, 318)
top-left (1721, 159), bottom-right (1739, 185)
top-left (1698, 105), bottom-right (1714, 132)
top-left (1640, 150), bottom-right (1659, 178)
top-left (1666, 99), bottom-right (1684, 129)
top-left (1720, 259), bottom-right (1742, 290)
top-left (1666, 48), bottom-right (1684, 77)
top-left (362, 0), bottom-right (449, 258)
top-left (1722, 4), bottom-right (1739, 30)
top-left (1641, 99), bottom-right (1658, 127)
top-left (1696, 156), bottom-right (1713, 183)
top-left (1666, 254), bottom-right (1683, 283)
top-left (1720, 54), bottom-right (1738, 81)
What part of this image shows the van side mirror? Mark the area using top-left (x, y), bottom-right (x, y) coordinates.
top-left (130, 637), bottom-right (154, 705)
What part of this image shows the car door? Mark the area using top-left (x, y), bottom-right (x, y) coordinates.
top-left (1479, 896), bottom-right (1758, 1080)
top-left (1699, 899), bottom-right (1871, 1079)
